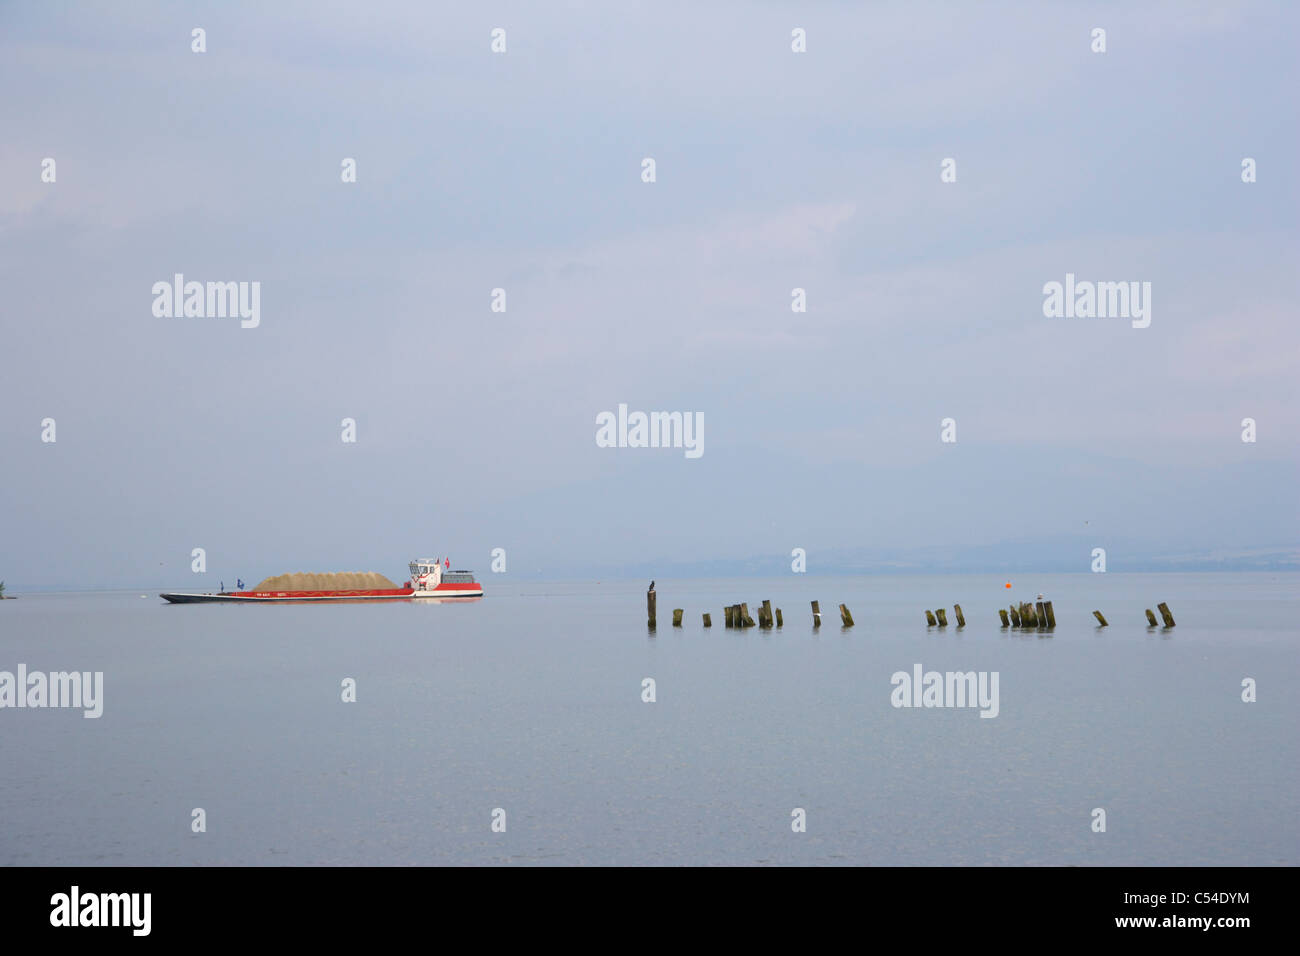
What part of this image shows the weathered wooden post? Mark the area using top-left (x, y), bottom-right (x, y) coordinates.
top-left (647, 588), bottom-right (657, 629)
top-left (672, 608), bottom-right (683, 627)
top-left (925, 610), bottom-right (938, 626)
top-left (775, 608), bottom-right (783, 627)
top-left (1044, 601), bottom-right (1056, 628)
top-left (761, 600), bottom-right (773, 629)
top-left (935, 608), bottom-right (948, 627)
top-left (811, 600), bottom-right (822, 627)
top-left (998, 609), bottom-right (1010, 627)
top-left (1145, 609), bottom-right (1158, 626)
top-left (1092, 610), bottom-right (1108, 626)
top-left (1009, 605), bottom-right (1021, 627)
top-left (740, 603), bottom-right (755, 627)
top-left (839, 604), bottom-right (854, 627)
top-left (1035, 601), bottom-right (1046, 628)
top-left (1157, 602), bottom-right (1175, 627)
top-left (703, 612), bottom-right (712, 627)
top-left (954, 604), bottom-right (966, 628)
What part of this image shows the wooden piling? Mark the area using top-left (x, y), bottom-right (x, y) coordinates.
top-left (1092, 610), bottom-right (1108, 627)
top-left (761, 600), bottom-right (774, 629)
top-left (1044, 601), bottom-right (1056, 628)
top-left (998, 609), bottom-right (1010, 627)
top-left (954, 604), bottom-right (965, 628)
top-left (647, 589), bottom-right (656, 629)
top-left (775, 608), bottom-right (783, 627)
top-left (1145, 609), bottom-right (1158, 626)
top-left (925, 610), bottom-right (937, 626)
top-left (703, 612), bottom-right (712, 628)
top-left (672, 608), bottom-right (683, 627)
top-left (1009, 605), bottom-right (1021, 627)
top-left (1157, 602), bottom-right (1175, 627)
top-left (935, 608), bottom-right (948, 627)
top-left (1035, 601), bottom-right (1046, 628)
top-left (811, 600), bottom-right (821, 627)
top-left (839, 604), bottom-right (854, 627)
top-left (740, 603), bottom-right (755, 628)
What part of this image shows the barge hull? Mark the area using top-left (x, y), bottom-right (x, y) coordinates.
top-left (161, 586), bottom-right (482, 604)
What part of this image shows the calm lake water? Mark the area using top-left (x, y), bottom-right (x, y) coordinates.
top-left (1, 573), bottom-right (1295, 866)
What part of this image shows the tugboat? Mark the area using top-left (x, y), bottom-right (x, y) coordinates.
top-left (159, 558), bottom-right (483, 603)
top-left (408, 558), bottom-right (484, 599)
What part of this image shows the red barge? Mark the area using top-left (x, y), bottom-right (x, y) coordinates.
top-left (160, 559), bottom-right (482, 604)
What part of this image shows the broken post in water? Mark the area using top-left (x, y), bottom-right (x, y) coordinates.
top-left (1009, 605), bottom-right (1021, 627)
top-left (672, 608), bottom-right (683, 627)
top-left (954, 604), bottom-right (966, 628)
top-left (740, 603), bottom-right (755, 628)
top-left (811, 600), bottom-right (822, 627)
top-left (761, 600), bottom-right (774, 629)
top-left (1035, 601), bottom-right (1046, 628)
top-left (1145, 609), bottom-right (1158, 626)
top-left (775, 608), bottom-right (783, 627)
top-left (925, 610), bottom-right (938, 627)
top-left (999, 609), bottom-right (1010, 627)
top-left (703, 612), bottom-right (712, 628)
top-left (839, 604), bottom-right (854, 627)
top-left (1044, 601), bottom-right (1056, 628)
top-left (647, 588), bottom-right (656, 629)
top-left (1093, 610), bottom-right (1108, 627)
top-left (1157, 602), bottom-right (1176, 627)
top-left (935, 608), bottom-right (948, 627)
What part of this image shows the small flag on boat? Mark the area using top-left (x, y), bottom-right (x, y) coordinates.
top-left (445, 557), bottom-right (450, 569)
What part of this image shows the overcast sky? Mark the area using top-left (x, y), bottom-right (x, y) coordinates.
top-left (2, 2), bottom-right (1296, 588)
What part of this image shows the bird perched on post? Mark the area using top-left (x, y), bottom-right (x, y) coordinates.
top-left (649, 580), bottom-right (655, 591)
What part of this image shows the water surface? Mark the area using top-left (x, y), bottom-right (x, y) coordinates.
top-left (1, 572), bottom-right (1294, 865)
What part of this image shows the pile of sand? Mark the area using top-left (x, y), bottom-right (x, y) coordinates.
top-left (252, 572), bottom-right (399, 592)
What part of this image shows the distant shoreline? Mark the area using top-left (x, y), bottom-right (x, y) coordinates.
top-left (2, 568), bottom-right (1299, 594)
